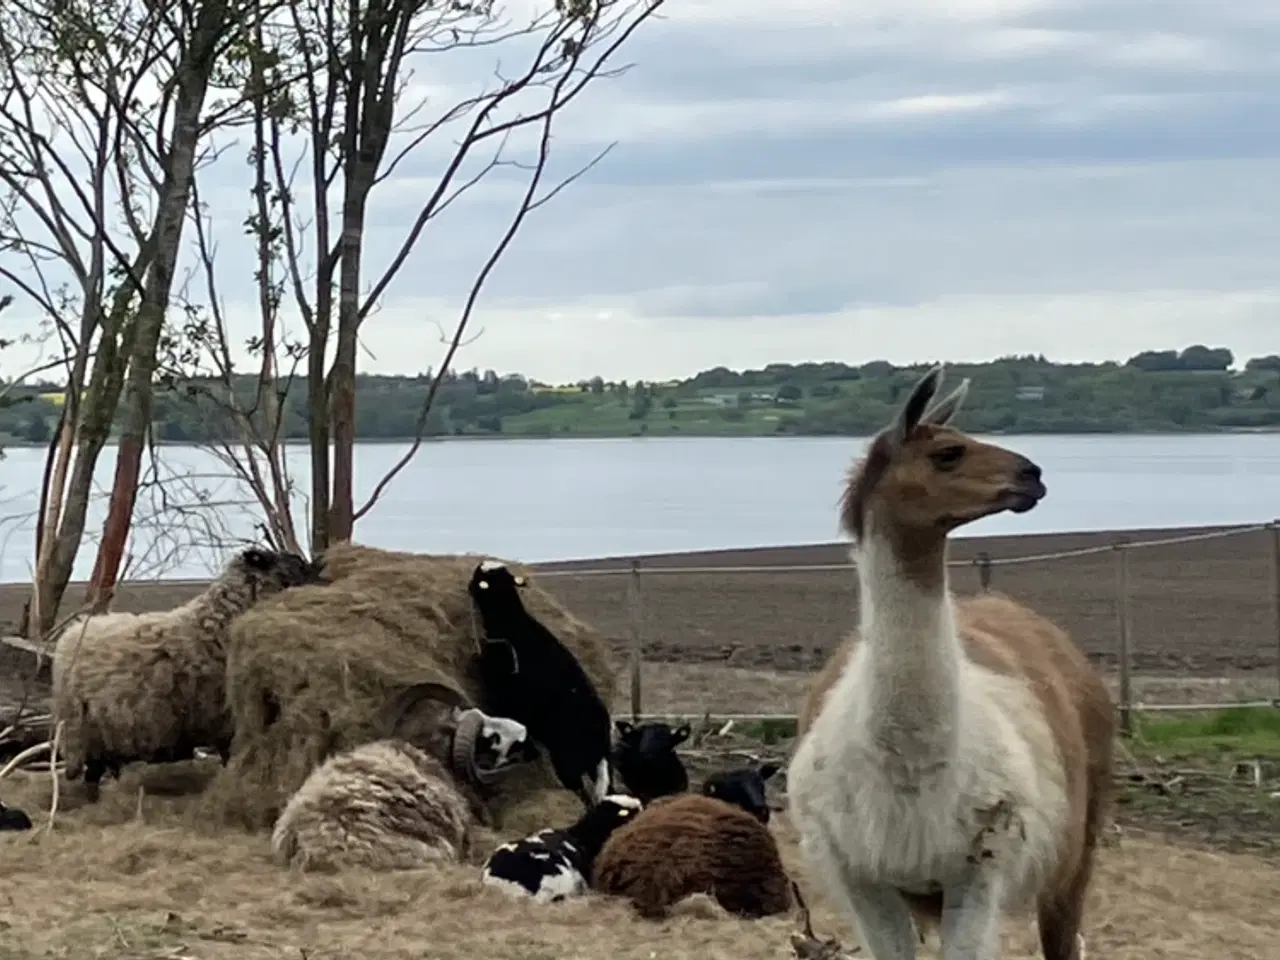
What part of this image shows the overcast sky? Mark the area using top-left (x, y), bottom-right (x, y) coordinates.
top-left (7, 0), bottom-right (1280, 385)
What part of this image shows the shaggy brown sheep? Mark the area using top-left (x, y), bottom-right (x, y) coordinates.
top-left (591, 793), bottom-right (793, 920)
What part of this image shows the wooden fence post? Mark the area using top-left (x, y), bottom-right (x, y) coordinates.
top-left (1271, 520), bottom-right (1280, 707)
top-left (976, 552), bottom-right (992, 591)
top-left (1114, 539), bottom-right (1133, 735)
top-left (628, 560), bottom-right (643, 720)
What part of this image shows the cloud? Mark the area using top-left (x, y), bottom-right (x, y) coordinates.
top-left (4, 0), bottom-right (1280, 387)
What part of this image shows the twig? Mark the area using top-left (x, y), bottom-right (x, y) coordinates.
top-left (0, 739), bottom-right (51, 780)
top-left (43, 720), bottom-right (62, 833)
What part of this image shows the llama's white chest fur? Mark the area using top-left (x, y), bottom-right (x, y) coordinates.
top-left (788, 609), bottom-right (1069, 912)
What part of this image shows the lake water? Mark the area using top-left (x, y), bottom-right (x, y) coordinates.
top-left (0, 434), bottom-right (1275, 583)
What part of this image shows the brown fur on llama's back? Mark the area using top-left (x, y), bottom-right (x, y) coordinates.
top-left (270, 739), bottom-right (472, 872)
top-left (592, 793), bottom-right (794, 920)
top-left (198, 542), bottom-right (617, 831)
top-left (798, 589), bottom-right (1116, 942)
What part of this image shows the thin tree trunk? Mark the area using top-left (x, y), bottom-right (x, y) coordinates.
top-left (86, 63), bottom-right (214, 607)
top-left (327, 183), bottom-right (370, 545)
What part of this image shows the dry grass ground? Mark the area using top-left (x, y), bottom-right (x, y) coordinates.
top-left (2, 765), bottom-right (1278, 960)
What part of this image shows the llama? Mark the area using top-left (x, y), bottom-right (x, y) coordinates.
top-left (786, 365), bottom-right (1115, 960)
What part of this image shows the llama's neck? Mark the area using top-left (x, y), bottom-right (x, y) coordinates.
top-left (850, 523), bottom-right (963, 761)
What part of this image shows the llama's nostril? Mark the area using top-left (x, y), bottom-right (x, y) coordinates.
top-left (1016, 460), bottom-right (1042, 484)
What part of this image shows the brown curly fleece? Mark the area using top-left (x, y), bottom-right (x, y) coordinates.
top-left (591, 793), bottom-right (794, 920)
top-left (270, 739), bottom-right (472, 872)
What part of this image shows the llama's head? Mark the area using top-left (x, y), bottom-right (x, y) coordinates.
top-left (841, 364), bottom-right (1045, 542)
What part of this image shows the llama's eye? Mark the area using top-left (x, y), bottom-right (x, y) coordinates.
top-left (929, 445), bottom-right (966, 470)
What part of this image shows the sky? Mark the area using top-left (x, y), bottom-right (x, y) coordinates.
top-left (5, 0), bottom-right (1280, 385)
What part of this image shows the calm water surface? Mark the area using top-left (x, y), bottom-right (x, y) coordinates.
top-left (0, 434), bottom-right (1275, 583)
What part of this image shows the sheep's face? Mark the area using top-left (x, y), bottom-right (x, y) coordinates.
top-left (476, 715), bottom-right (538, 770)
top-left (468, 560), bottom-right (528, 604)
top-left (614, 720), bottom-right (691, 760)
top-left (235, 547), bottom-right (325, 597)
top-left (702, 763), bottom-right (779, 824)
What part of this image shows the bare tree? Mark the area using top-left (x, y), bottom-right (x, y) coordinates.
top-left (0, 0), bottom-right (298, 631)
top-left (170, 0), bottom-right (665, 554)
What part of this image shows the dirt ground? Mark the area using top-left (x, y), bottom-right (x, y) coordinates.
top-left (2, 757), bottom-right (1279, 960)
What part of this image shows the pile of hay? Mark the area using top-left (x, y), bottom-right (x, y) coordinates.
top-left (198, 543), bottom-right (617, 832)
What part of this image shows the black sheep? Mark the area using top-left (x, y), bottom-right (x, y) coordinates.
top-left (0, 799), bottom-right (33, 831)
top-left (468, 560), bottom-right (614, 809)
top-left (612, 720), bottom-right (691, 803)
top-left (701, 763), bottom-right (780, 824)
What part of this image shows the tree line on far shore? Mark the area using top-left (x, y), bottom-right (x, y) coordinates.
top-left (4, 345), bottom-right (1279, 445)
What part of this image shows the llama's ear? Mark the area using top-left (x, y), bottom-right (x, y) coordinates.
top-left (922, 377), bottom-right (970, 427)
top-left (889, 364), bottom-right (944, 447)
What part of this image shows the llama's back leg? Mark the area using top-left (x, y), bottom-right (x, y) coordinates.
top-left (1037, 808), bottom-right (1104, 959)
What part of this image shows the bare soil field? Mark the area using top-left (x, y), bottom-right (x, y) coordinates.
top-left (3, 523), bottom-right (1275, 677)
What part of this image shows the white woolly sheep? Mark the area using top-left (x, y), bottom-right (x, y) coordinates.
top-left (481, 793), bottom-right (642, 903)
top-left (468, 560), bottom-right (614, 809)
top-left (271, 707), bottom-right (534, 872)
top-left (52, 546), bottom-right (322, 801)
top-left (592, 793), bottom-right (793, 920)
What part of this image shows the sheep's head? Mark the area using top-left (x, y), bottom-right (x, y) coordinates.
top-left (569, 792), bottom-right (643, 851)
top-left (841, 364), bottom-right (1046, 543)
top-left (232, 546), bottom-right (325, 598)
top-left (452, 708), bottom-right (537, 786)
top-left (468, 559), bottom-right (527, 603)
top-left (702, 763), bottom-right (780, 824)
top-left (614, 720), bottom-right (691, 762)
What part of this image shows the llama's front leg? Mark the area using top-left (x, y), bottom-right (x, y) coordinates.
top-left (843, 883), bottom-right (920, 960)
top-left (939, 869), bottom-right (1005, 960)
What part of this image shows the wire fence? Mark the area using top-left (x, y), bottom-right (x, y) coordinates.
top-left (531, 521), bottom-right (1280, 732)
top-left (3, 522), bottom-right (1277, 732)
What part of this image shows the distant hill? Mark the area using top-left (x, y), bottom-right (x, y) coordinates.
top-left (2, 346), bottom-right (1279, 444)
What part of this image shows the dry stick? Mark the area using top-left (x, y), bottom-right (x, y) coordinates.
top-left (0, 740), bottom-right (52, 781)
top-left (42, 720), bottom-right (62, 835)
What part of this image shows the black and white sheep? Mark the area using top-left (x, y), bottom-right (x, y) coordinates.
top-left (272, 707), bottom-right (533, 871)
top-left (481, 793), bottom-right (642, 902)
top-left (611, 720), bottom-right (690, 803)
top-left (468, 560), bottom-right (613, 809)
top-left (52, 546), bottom-right (323, 801)
top-left (0, 799), bottom-right (32, 831)
top-left (701, 762), bottom-right (780, 825)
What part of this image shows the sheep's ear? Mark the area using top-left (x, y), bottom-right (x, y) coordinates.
top-left (672, 723), bottom-right (691, 744)
top-left (758, 762), bottom-right (780, 781)
top-left (614, 720), bottom-right (633, 737)
top-left (476, 579), bottom-right (489, 590)
top-left (513, 575), bottom-right (527, 587)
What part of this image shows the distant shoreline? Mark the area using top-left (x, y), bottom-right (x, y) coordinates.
top-left (0, 425), bottom-right (1277, 450)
